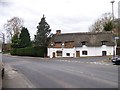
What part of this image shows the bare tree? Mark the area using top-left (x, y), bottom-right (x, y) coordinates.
top-left (4, 17), bottom-right (24, 43)
top-left (89, 13), bottom-right (115, 32)
top-left (89, 19), bottom-right (103, 32)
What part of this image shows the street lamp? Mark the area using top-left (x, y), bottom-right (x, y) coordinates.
top-left (110, 1), bottom-right (116, 56)
top-left (110, 0), bottom-right (115, 21)
top-left (62, 43), bottom-right (64, 57)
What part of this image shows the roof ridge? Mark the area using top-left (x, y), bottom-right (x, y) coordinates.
top-left (55, 31), bottom-right (112, 35)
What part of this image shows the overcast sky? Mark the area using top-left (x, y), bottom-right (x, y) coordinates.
top-left (0, 0), bottom-right (119, 40)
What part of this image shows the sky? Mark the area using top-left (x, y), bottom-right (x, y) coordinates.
top-left (0, 0), bottom-right (119, 40)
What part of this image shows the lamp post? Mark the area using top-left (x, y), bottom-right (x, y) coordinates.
top-left (110, 0), bottom-right (115, 21)
top-left (110, 1), bottom-right (116, 56)
top-left (62, 43), bottom-right (64, 57)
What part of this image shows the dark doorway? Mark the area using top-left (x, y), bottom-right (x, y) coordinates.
top-left (76, 51), bottom-right (80, 57)
top-left (102, 51), bottom-right (107, 56)
top-left (52, 52), bottom-right (55, 58)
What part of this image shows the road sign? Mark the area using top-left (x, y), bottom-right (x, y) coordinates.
top-left (114, 37), bottom-right (120, 40)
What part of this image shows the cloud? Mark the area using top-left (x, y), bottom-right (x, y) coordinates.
top-left (0, 0), bottom-right (119, 41)
top-left (0, 0), bottom-right (11, 6)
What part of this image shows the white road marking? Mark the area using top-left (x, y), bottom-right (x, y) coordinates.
top-left (51, 59), bottom-right (111, 66)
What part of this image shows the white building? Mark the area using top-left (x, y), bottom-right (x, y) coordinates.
top-left (48, 30), bottom-right (115, 58)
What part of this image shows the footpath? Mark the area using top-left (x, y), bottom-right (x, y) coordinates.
top-left (2, 64), bottom-right (33, 88)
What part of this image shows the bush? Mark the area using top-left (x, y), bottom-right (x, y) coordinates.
top-left (3, 50), bottom-right (10, 54)
top-left (10, 46), bottom-right (47, 57)
top-left (10, 49), bottom-right (17, 55)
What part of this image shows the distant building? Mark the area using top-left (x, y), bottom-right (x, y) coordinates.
top-left (115, 18), bottom-right (120, 55)
top-left (2, 43), bottom-right (11, 52)
top-left (48, 30), bottom-right (115, 58)
top-left (114, 18), bottom-right (120, 36)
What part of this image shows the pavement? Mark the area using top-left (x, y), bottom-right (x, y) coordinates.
top-left (2, 64), bottom-right (33, 88)
top-left (0, 77), bottom-right (2, 90)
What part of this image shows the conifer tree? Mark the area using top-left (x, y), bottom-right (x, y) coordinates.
top-left (35, 15), bottom-right (51, 47)
top-left (19, 27), bottom-right (31, 48)
top-left (11, 34), bottom-right (20, 48)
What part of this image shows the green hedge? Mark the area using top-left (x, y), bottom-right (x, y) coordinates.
top-left (10, 48), bottom-right (17, 55)
top-left (10, 46), bottom-right (47, 57)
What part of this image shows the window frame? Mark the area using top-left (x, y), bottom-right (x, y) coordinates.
top-left (66, 53), bottom-right (70, 56)
top-left (82, 50), bottom-right (88, 55)
top-left (56, 51), bottom-right (62, 56)
top-left (81, 41), bottom-right (87, 46)
top-left (101, 41), bottom-right (108, 45)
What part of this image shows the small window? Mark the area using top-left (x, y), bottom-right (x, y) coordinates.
top-left (101, 41), bottom-right (107, 45)
top-left (82, 51), bottom-right (88, 55)
top-left (56, 51), bottom-right (62, 56)
top-left (81, 41), bottom-right (87, 45)
top-left (66, 53), bottom-right (70, 56)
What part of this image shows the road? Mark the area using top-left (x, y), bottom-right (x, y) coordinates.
top-left (2, 54), bottom-right (119, 88)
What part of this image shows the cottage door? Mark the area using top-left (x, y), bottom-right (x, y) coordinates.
top-left (52, 52), bottom-right (55, 58)
top-left (102, 51), bottom-right (107, 56)
top-left (76, 51), bottom-right (80, 57)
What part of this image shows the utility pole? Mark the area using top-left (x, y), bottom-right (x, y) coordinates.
top-left (110, 1), bottom-right (116, 56)
top-left (111, 0), bottom-right (115, 21)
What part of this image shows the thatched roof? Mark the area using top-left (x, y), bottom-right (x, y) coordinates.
top-left (49, 32), bottom-right (115, 47)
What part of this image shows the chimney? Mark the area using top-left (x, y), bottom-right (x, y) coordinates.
top-left (56, 30), bottom-right (61, 35)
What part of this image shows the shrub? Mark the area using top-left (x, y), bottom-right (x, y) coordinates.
top-left (10, 46), bottom-right (47, 57)
top-left (3, 50), bottom-right (10, 54)
top-left (34, 46), bottom-right (47, 57)
top-left (10, 49), bottom-right (17, 55)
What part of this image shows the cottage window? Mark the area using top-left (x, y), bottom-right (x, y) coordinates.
top-left (66, 53), bottom-right (70, 56)
top-left (81, 41), bottom-right (87, 45)
top-left (56, 51), bottom-right (62, 56)
top-left (54, 42), bottom-right (62, 48)
top-left (82, 51), bottom-right (88, 55)
top-left (101, 41), bottom-right (107, 45)
top-left (64, 41), bottom-right (74, 48)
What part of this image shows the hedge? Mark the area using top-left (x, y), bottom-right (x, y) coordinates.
top-left (10, 46), bottom-right (47, 57)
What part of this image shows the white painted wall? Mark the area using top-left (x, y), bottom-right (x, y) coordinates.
top-left (48, 48), bottom-right (75, 58)
top-left (75, 45), bottom-right (114, 57)
top-left (48, 45), bottom-right (114, 58)
top-left (62, 48), bottom-right (75, 57)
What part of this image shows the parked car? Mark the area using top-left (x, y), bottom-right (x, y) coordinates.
top-left (111, 56), bottom-right (120, 65)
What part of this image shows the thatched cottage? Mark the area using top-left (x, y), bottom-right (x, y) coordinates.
top-left (48, 30), bottom-right (115, 58)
